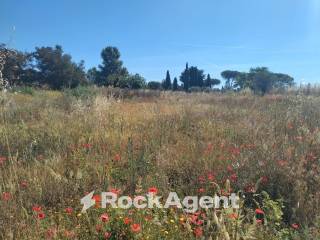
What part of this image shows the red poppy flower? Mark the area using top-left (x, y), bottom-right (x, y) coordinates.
top-left (227, 165), bottom-right (233, 173)
top-left (92, 195), bottom-right (101, 208)
top-left (2, 192), bottom-right (11, 201)
top-left (104, 232), bottom-right (112, 239)
top-left (95, 224), bottom-right (102, 232)
top-left (110, 188), bottom-right (121, 195)
top-left (32, 205), bottom-right (42, 212)
top-left (46, 228), bottom-right (57, 238)
top-left (228, 213), bottom-right (238, 220)
top-left (100, 213), bottom-right (109, 223)
top-left (291, 223), bottom-right (299, 229)
top-left (131, 223), bottom-right (141, 233)
top-left (114, 154), bottom-right (121, 161)
top-left (148, 187), bottom-right (158, 195)
top-left (245, 185), bottom-right (255, 193)
top-left (256, 219), bottom-right (263, 224)
top-left (0, 156), bottom-right (7, 165)
top-left (193, 227), bottom-right (203, 237)
top-left (64, 230), bottom-right (76, 238)
top-left (255, 208), bottom-right (265, 215)
top-left (198, 176), bottom-right (205, 183)
top-left (37, 212), bottom-right (45, 220)
top-left (123, 217), bottom-right (132, 225)
top-left (190, 214), bottom-right (198, 223)
top-left (65, 207), bottom-right (73, 214)
top-left (230, 173), bottom-right (238, 183)
top-left (230, 147), bottom-right (241, 156)
top-left (82, 143), bottom-right (92, 149)
top-left (198, 188), bottom-right (205, 193)
top-left (277, 160), bottom-right (288, 167)
top-left (207, 173), bottom-right (215, 181)
top-left (261, 176), bottom-right (268, 184)
top-left (20, 181), bottom-right (28, 188)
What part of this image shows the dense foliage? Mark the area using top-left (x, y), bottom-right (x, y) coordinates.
top-left (1, 44), bottom-right (295, 93)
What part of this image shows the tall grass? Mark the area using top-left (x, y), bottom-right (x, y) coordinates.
top-left (0, 89), bottom-right (319, 239)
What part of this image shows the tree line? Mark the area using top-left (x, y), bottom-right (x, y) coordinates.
top-left (0, 44), bottom-right (294, 94)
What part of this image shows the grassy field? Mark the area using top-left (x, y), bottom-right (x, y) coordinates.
top-left (0, 89), bottom-right (320, 239)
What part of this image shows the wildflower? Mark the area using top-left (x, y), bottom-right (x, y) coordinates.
top-left (198, 188), bottom-right (205, 193)
top-left (96, 224), bottom-right (102, 232)
top-left (100, 213), bottom-right (109, 223)
top-left (65, 207), bottom-right (73, 214)
top-left (245, 185), bottom-right (255, 193)
top-left (46, 228), bottom-right (57, 239)
top-left (255, 209), bottom-right (265, 215)
top-left (198, 176), bottom-right (205, 183)
top-left (189, 214), bottom-right (198, 223)
top-left (32, 205), bottom-right (42, 212)
top-left (131, 223), bottom-right (141, 233)
top-left (193, 227), bottom-right (203, 237)
top-left (256, 219), bottom-right (263, 224)
top-left (277, 160), bottom-right (288, 167)
top-left (195, 220), bottom-right (203, 226)
top-left (2, 192), bottom-right (11, 201)
top-left (64, 230), bottom-right (76, 238)
top-left (204, 143), bottom-right (213, 154)
top-left (228, 213), bottom-right (238, 220)
top-left (20, 181), bottom-right (28, 188)
top-left (114, 154), bottom-right (121, 161)
top-left (37, 212), bottom-right (45, 220)
top-left (148, 187), bottom-right (158, 195)
top-left (109, 188), bottom-right (121, 195)
top-left (82, 143), bottom-right (92, 149)
top-left (227, 165), bottom-right (233, 173)
top-left (144, 215), bottom-right (152, 221)
top-left (220, 189), bottom-right (230, 196)
top-left (230, 173), bottom-right (238, 183)
top-left (207, 173), bottom-right (215, 181)
top-left (261, 176), bottom-right (268, 184)
top-left (123, 217), bottom-right (132, 225)
top-left (0, 156), bottom-right (7, 165)
top-left (93, 194), bottom-right (101, 208)
top-left (230, 147), bottom-right (241, 156)
top-left (291, 223), bottom-right (299, 229)
top-left (104, 232), bottom-right (112, 239)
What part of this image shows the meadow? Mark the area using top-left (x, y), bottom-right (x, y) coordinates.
top-left (0, 88), bottom-right (320, 239)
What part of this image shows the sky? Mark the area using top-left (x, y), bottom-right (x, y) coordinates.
top-left (1, 0), bottom-right (320, 84)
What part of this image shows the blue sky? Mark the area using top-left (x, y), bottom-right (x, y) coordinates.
top-left (1, 0), bottom-right (320, 84)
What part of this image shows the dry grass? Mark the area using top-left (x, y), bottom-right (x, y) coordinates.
top-left (0, 89), bottom-right (319, 239)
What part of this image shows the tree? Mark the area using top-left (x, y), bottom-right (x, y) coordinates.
top-left (273, 73), bottom-right (294, 89)
top-left (95, 46), bottom-right (128, 86)
top-left (180, 63), bottom-right (190, 91)
top-left (118, 74), bottom-right (146, 89)
top-left (87, 67), bottom-right (98, 83)
top-left (204, 74), bottom-right (221, 89)
top-left (221, 70), bottom-right (240, 90)
top-left (234, 72), bottom-right (249, 89)
top-left (0, 44), bottom-right (33, 87)
top-left (172, 77), bottom-right (178, 91)
top-left (147, 81), bottom-right (162, 90)
top-left (162, 70), bottom-right (172, 90)
top-left (248, 67), bottom-right (273, 94)
top-left (32, 45), bottom-right (87, 89)
top-left (180, 63), bottom-right (204, 91)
